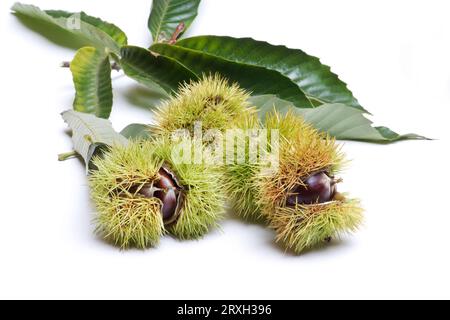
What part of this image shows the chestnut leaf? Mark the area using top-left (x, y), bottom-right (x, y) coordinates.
top-left (61, 110), bottom-right (128, 172)
top-left (250, 95), bottom-right (428, 142)
top-left (70, 47), bottom-right (113, 119)
top-left (11, 3), bottom-right (127, 53)
top-left (177, 36), bottom-right (364, 111)
top-left (120, 46), bottom-right (198, 94)
top-left (148, 0), bottom-right (201, 43)
top-left (120, 123), bottom-right (153, 140)
top-left (150, 43), bottom-right (313, 108)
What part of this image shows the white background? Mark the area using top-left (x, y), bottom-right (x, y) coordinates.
top-left (1, 0), bottom-right (449, 299)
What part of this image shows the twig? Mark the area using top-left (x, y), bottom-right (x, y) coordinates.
top-left (168, 22), bottom-right (185, 44)
top-left (58, 150), bottom-right (79, 161)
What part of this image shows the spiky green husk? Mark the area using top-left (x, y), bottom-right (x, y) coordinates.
top-left (223, 113), bottom-right (264, 220)
top-left (224, 162), bottom-right (261, 220)
top-left (224, 109), bottom-right (363, 253)
top-left (257, 110), bottom-right (345, 211)
top-left (89, 142), bottom-right (165, 249)
top-left (268, 199), bottom-right (363, 253)
top-left (152, 74), bottom-right (257, 221)
top-left (89, 139), bottom-right (225, 248)
top-left (151, 74), bottom-right (255, 137)
top-left (150, 138), bottom-right (225, 239)
top-left (257, 111), bottom-right (362, 253)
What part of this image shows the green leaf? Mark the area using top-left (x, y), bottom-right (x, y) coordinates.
top-left (120, 45), bottom-right (197, 94)
top-left (61, 110), bottom-right (128, 171)
top-left (46, 11), bottom-right (128, 47)
top-left (120, 124), bottom-right (153, 140)
top-left (148, 0), bottom-right (201, 43)
top-left (371, 126), bottom-right (426, 141)
top-left (177, 36), bottom-right (364, 111)
top-left (249, 95), bottom-right (427, 142)
top-left (11, 3), bottom-right (127, 52)
top-left (150, 43), bottom-right (313, 108)
top-left (70, 47), bottom-right (113, 119)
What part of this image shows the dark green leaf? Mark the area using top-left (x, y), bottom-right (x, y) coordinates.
top-left (148, 0), bottom-right (201, 42)
top-left (177, 36), bottom-right (364, 111)
top-left (120, 45), bottom-right (197, 94)
top-left (150, 43), bottom-right (313, 108)
top-left (120, 124), bottom-right (153, 140)
top-left (373, 126), bottom-right (428, 142)
top-left (61, 110), bottom-right (128, 172)
top-left (250, 95), bottom-right (427, 142)
top-left (70, 47), bottom-right (113, 118)
top-left (11, 3), bottom-right (127, 52)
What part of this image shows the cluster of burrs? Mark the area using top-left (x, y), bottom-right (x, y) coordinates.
top-left (89, 75), bottom-right (363, 253)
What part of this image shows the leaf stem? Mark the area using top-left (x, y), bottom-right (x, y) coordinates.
top-left (58, 150), bottom-right (79, 161)
top-left (168, 22), bottom-right (185, 44)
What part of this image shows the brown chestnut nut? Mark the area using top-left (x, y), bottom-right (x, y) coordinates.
top-left (154, 188), bottom-right (178, 221)
top-left (134, 167), bottom-right (183, 224)
top-left (287, 171), bottom-right (337, 206)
